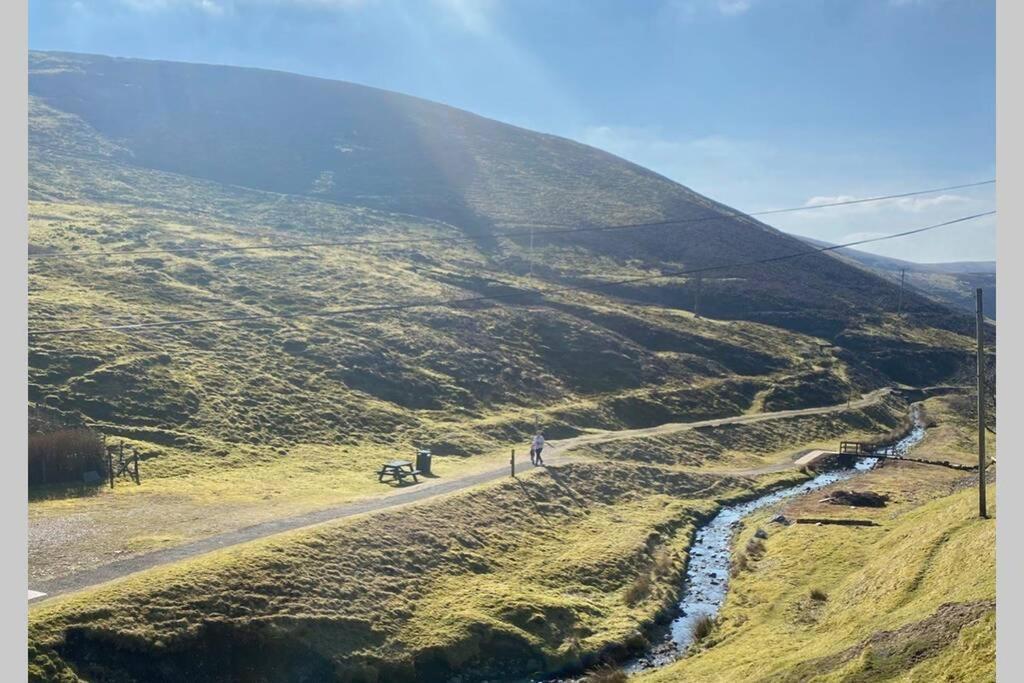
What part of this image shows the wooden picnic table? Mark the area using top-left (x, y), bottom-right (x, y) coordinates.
top-left (378, 459), bottom-right (421, 484)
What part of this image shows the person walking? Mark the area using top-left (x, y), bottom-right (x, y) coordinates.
top-left (531, 432), bottom-right (546, 466)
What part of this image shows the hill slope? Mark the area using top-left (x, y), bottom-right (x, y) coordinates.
top-left (28, 50), bottom-right (982, 472)
top-left (29, 50), bottom-right (974, 327)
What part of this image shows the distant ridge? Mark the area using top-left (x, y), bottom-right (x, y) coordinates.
top-left (796, 235), bottom-right (995, 318)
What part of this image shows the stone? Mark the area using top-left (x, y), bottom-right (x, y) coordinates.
top-left (754, 528), bottom-right (768, 539)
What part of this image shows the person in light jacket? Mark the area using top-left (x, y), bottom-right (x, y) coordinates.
top-left (530, 432), bottom-right (546, 466)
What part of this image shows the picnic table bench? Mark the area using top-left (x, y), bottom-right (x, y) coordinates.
top-left (377, 459), bottom-right (421, 484)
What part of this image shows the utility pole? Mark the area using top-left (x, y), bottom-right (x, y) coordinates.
top-left (694, 274), bottom-right (702, 319)
top-left (529, 226), bottom-right (534, 281)
top-left (976, 288), bottom-right (987, 519)
top-left (897, 268), bottom-right (905, 315)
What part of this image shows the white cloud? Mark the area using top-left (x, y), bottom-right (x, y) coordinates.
top-left (429, 0), bottom-right (497, 35)
top-left (717, 0), bottom-right (752, 15)
top-left (803, 192), bottom-right (969, 213)
top-left (116, 0), bottom-right (371, 13)
top-left (114, 0), bottom-right (497, 31)
top-left (668, 0), bottom-right (757, 20)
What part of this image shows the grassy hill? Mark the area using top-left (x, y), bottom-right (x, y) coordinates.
top-left (30, 50), bottom-right (983, 327)
top-left (27, 54), bottom-right (988, 581)
top-left (28, 51), bottom-right (982, 459)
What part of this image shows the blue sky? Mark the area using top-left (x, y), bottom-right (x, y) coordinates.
top-left (29, 0), bottom-right (995, 262)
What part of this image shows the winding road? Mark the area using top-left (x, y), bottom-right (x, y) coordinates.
top-left (29, 388), bottom-right (894, 604)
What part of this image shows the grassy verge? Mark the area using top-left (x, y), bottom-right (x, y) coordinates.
top-left (29, 462), bottom-right (804, 682)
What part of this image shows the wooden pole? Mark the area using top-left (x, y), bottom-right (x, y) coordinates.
top-left (529, 227), bottom-right (534, 281)
top-left (976, 288), bottom-right (987, 519)
top-left (897, 268), bottom-right (905, 314)
top-left (133, 448), bottom-right (140, 484)
top-left (108, 450), bottom-right (114, 489)
top-left (694, 274), bottom-right (702, 319)
top-left (510, 448), bottom-right (515, 478)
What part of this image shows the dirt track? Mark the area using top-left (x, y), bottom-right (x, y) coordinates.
top-left (29, 388), bottom-right (893, 604)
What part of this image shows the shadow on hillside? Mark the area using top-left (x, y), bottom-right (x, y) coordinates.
top-left (544, 467), bottom-right (588, 510)
top-left (513, 479), bottom-right (556, 529)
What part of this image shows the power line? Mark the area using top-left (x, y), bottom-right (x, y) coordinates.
top-left (27, 179), bottom-right (995, 261)
top-left (751, 179), bottom-right (995, 216)
top-left (29, 210), bottom-right (994, 338)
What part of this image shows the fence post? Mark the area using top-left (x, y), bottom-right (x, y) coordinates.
top-left (510, 448), bottom-right (515, 478)
top-left (133, 449), bottom-right (140, 484)
top-left (976, 288), bottom-right (988, 519)
top-left (108, 450), bottom-right (114, 489)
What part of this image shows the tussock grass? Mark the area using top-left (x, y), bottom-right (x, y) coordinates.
top-left (744, 538), bottom-right (765, 558)
top-left (731, 552), bottom-right (749, 578)
top-left (691, 614), bottom-right (716, 642)
top-left (584, 664), bottom-right (628, 683)
top-left (809, 587), bottom-right (829, 602)
top-left (652, 546), bottom-right (674, 576)
top-left (624, 572), bottom-right (653, 606)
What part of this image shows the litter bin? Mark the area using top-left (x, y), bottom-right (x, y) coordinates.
top-left (416, 449), bottom-right (432, 475)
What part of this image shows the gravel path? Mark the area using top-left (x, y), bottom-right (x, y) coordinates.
top-left (29, 388), bottom-right (893, 604)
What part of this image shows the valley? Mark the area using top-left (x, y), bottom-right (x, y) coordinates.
top-left (26, 51), bottom-right (995, 683)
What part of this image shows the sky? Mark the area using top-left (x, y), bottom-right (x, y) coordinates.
top-left (29, 0), bottom-right (996, 263)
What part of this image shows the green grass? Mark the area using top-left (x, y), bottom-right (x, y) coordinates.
top-left (28, 463), bottom-right (805, 682)
top-left (637, 396), bottom-right (996, 682)
top-left (27, 394), bottom-right (906, 585)
top-left (576, 394), bottom-right (908, 469)
top-left (637, 486), bottom-right (994, 683)
top-left (29, 149), bottom-right (895, 584)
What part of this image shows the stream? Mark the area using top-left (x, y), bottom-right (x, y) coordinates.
top-left (618, 411), bottom-right (927, 675)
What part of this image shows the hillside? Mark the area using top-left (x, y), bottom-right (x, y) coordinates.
top-left (28, 50), bottom-right (987, 589)
top-left (797, 235), bottom-right (996, 319)
top-left (30, 51), bottom-right (980, 330)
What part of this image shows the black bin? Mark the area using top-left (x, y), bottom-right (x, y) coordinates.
top-left (416, 449), bottom-right (432, 475)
